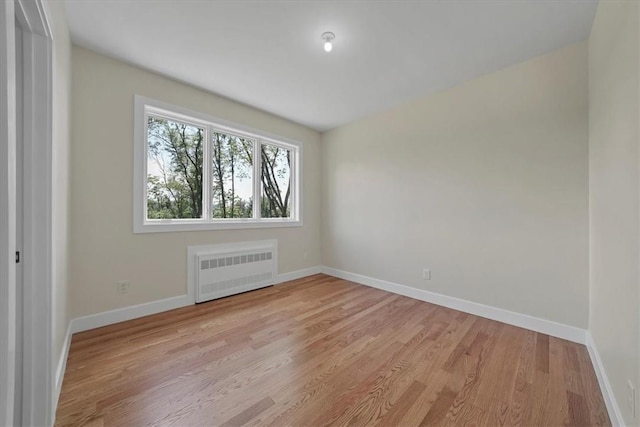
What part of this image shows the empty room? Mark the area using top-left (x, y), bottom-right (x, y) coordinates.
top-left (1, 0), bottom-right (639, 426)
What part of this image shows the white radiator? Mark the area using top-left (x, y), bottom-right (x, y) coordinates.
top-left (194, 240), bottom-right (277, 303)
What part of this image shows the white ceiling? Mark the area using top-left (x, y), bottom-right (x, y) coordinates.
top-left (64, 0), bottom-right (598, 132)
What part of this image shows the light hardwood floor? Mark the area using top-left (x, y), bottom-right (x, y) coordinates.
top-left (55, 274), bottom-right (610, 426)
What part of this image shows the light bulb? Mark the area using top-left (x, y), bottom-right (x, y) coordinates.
top-left (321, 32), bottom-right (335, 53)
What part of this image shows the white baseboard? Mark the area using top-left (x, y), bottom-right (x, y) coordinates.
top-left (586, 332), bottom-right (625, 427)
top-left (70, 294), bottom-right (192, 334)
top-left (53, 322), bottom-right (72, 414)
top-left (276, 266), bottom-right (322, 284)
top-left (321, 266), bottom-right (587, 344)
top-left (69, 266), bottom-right (324, 335)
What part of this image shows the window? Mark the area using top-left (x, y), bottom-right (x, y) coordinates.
top-left (134, 96), bottom-right (301, 233)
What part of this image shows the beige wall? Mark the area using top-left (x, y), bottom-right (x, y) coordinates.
top-left (45, 0), bottom-right (72, 380)
top-left (589, 1), bottom-right (640, 425)
top-left (69, 47), bottom-right (321, 318)
top-left (321, 43), bottom-right (589, 328)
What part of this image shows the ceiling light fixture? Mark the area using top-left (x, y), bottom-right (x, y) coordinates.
top-left (321, 32), bottom-right (335, 52)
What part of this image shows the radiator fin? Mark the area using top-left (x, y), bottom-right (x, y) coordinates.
top-left (199, 251), bottom-right (272, 270)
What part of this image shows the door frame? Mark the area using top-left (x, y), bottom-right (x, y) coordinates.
top-left (1, 0), bottom-right (54, 425)
top-left (0, 0), bottom-right (18, 423)
top-left (13, 16), bottom-right (23, 426)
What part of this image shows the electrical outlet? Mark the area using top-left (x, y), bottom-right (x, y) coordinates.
top-left (116, 280), bottom-right (130, 294)
top-left (422, 269), bottom-right (431, 280)
top-left (628, 380), bottom-right (637, 418)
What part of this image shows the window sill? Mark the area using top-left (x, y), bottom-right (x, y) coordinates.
top-left (133, 218), bottom-right (302, 234)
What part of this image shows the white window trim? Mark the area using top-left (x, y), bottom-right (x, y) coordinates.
top-left (133, 95), bottom-right (303, 233)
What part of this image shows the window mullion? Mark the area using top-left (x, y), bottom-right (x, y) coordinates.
top-left (202, 125), bottom-right (211, 222)
top-left (143, 110), bottom-right (149, 222)
top-left (291, 147), bottom-right (296, 220)
top-left (254, 139), bottom-right (261, 220)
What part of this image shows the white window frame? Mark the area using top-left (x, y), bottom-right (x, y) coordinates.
top-left (133, 95), bottom-right (302, 233)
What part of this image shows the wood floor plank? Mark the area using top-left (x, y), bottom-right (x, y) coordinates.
top-left (567, 391), bottom-right (592, 427)
top-left (420, 386), bottom-right (457, 426)
top-left (526, 370), bottom-right (550, 426)
top-left (544, 336), bottom-right (573, 426)
top-left (396, 369), bottom-right (451, 426)
top-left (55, 274), bottom-right (610, 427)
top-left (219, 397), bottom-right (275, 427)
top-left (444, 402), bottom-right (488, 427)
top-left (536, 332), bottom-right (550, 374)
top-left (373, 379), bottom-right (426, 426)
top-left (508, 330), bottom-right (536, 426)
